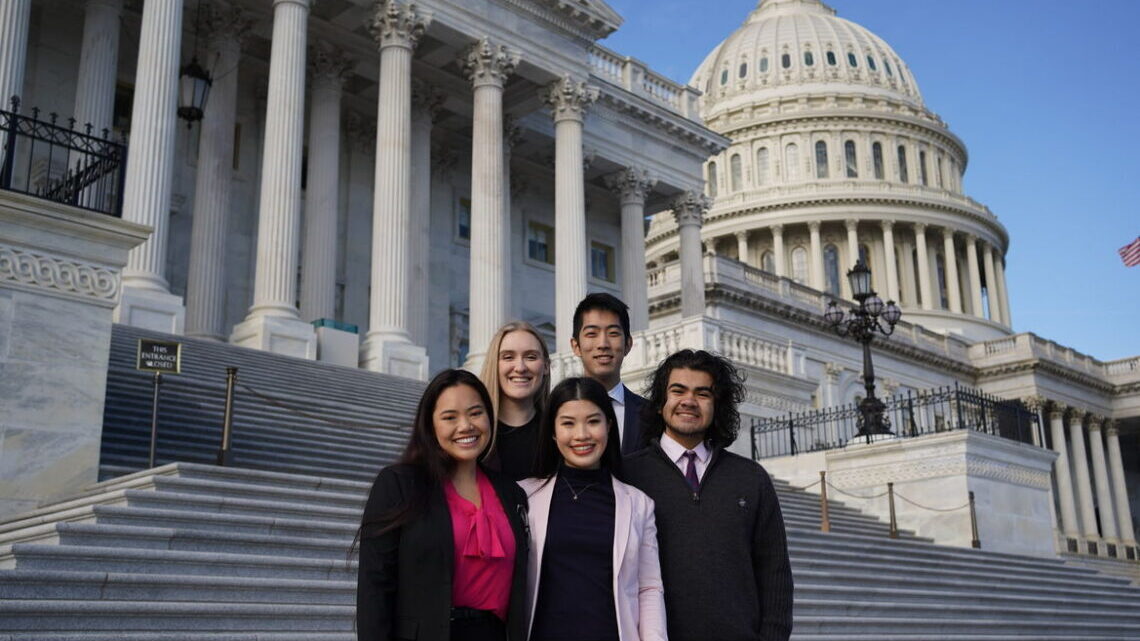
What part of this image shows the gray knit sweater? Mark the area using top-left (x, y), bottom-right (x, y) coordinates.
top-left (623, 441), bottom-right (793, 641)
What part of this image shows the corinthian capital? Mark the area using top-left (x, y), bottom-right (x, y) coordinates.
top-left (605, 167), bottom-right (654, 204)
top-left (309, 42), bottom-right (355, 84)
top-left (203, 2), bottom-right (253, 48)
top-left (411, 79), bottom-right (447, 121)
top-left (541, 76), bottom-right (599, 123)
top-left (370, 0), bottom-right (432, 50)
top-left (1047, 401), bottom-right (1067, 421)
top-left (1022, 394), bottom-right (1046, 413)
top-left (461, 37), bottom-right (519, 89)
top-left (671, 191), bottom-right (710, 228)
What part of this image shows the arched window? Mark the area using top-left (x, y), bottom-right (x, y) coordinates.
top-left (847, 52), bottom-right (858, 67)
top-left (781, 53), bottom-right (791, 69)
top-left (755, 147), bottom-right (770, 186)
top-left (872, 142), bottom-right (884, 179)
top-left (739, 62), bottom-right (748, 78)
top-left (720, 69), bottom-right (729, 85)
top-left (897, 145), bottom-right (909, 183)
top-left (919, 150), bottom-right (929, 186)
top-left (867, 55), bottom-right (877, 71)
top-left (937, 156), bottom-right (945, 188)
top-left (885, 60), bottom-right (893, 76)
top-left (804, 51), bottom-right (815, 66)
top-left (844, 140), bottom-right (858, 178)
top-left (791, 247), bottom-right (808, 284)
top-left (784, 143), bottom-right (800, 180)
top-left (761, 251), bottom-right (775, 273)
top-left (824, 244), bottom-right (840, 296)
top-left (707, 161), bottom-right (718, 197)
top-left (935, 253), bottom-right (949, 309)
top-left (759, 56), bottom-right (769, 73)
top-left (730, 153), bottom-right (743, 191)
top-left (826, 51), bottom-right (837, 66)
top-left (815, 141), bottom-right (829, 179)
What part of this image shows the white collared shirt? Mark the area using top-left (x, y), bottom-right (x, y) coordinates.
top-left (660, 432), bottom-right (711, 482)
top-left (608, 382), bottom-right (626, 445)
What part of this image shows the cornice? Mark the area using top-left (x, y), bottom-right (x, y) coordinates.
top-left (495, 0), bottom-right (621, 42)
top-left (976, 359), bottom-right (1117, 396)
top-left (592, 87), bottom-right (728, 155)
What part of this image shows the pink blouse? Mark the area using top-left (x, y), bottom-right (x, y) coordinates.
top-left (443, 469), bottom-right (517, 620)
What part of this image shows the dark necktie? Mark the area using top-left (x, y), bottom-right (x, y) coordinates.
top-left (683, 450), bottom-right (700, 491)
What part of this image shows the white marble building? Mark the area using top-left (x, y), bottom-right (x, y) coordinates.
top-left (2, 0), bottom-right (1138, 560)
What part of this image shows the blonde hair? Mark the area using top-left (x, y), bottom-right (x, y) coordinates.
top-left (478, 320), bottom-right (551, 425)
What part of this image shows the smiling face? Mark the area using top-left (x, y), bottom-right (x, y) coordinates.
top-left (432, 384), bottom-right (491, 465)
top-left (497, 330), bottom-right (547, 406)
top-left (570, 309), bottom-right (632, 390)
top-left (553, 399), bottom-right (610, 470)
top-left (661, 367), bottom-right (715, 450)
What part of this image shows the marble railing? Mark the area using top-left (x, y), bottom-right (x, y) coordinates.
top-left (587, 44), bottom-right (701, 120)
top-left (972, 334), bottom-right (1140, 384)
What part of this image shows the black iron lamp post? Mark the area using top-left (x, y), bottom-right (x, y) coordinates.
top-left (824, 259), bottom-right (902, 437)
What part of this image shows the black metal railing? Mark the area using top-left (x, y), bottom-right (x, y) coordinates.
top-left (751, 382), bottom-right (1039, 459)
top-left (0, 96), bottom-right (127, 217)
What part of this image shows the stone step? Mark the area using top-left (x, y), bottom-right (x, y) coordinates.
top-left (786, 543), bottom-right (1097, 581)
top-left (0, 634), bottom-right (353, 641)
top-left (0, 600), bottom-right (353, 632)
top-left (795, 598), bottom-right (1140, 624)
top-left (794, 582), bottom-right (1140, 610)
top-left (789, 635), bottom-right (1138, 641)
top-left (791, 565), bottom-right (1128, 597)
top-left (793, 615), bottom-right (1140, 637)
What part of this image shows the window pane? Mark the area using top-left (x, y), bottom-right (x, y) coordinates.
top-left (739, 62), bottom-right (748, 78)
top-left (590, 242), bottom-right (614, 282)
top-left (528, 222), bottom-right (554, 264)
top-left (720, 69), bottom-right (728, 85)
top-left (707, 161), bottom-right (719, 197)
top-left (781, 53), bottom-right (791, 69)
top-left (872, 142), bottom-right (884, 179)
top-left (826, 51), bottom-right (837, 66)
top-left (815, 141), bottom-right (829, 179)
top-left (457, 198), bottom-right (471, 240)
top-left (824, 245), bottom-right (840, 296)
top-left (804, 51), bottom-right (814, 66)
top-left (867, 56), bottom-right (877, 71)
top-left (756, 148), bottom-right (769, 186)
top-left (847, 52), bottom-right (858, 67)
top-left (791, 247), bottom-right (808, 284)
top-left (762, 251), bottom-right (775, 273)
top-left (760, 57), bottom-right (769, 72)
top-left (885, 60), bottom-right (893, 76)
top-left (919, 151), bottom-right (929, 186)
top-left (844, 140), bottom-right (858, 178)
top-left (730, 153), bottom-right (743, 191)
top-left (784, 143), bottom-right (799, 180)
top-left (897, 146), bottom-right (909, 183)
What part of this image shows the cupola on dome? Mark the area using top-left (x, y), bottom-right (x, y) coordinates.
top-left (691, 0), bottom-right (923, 118)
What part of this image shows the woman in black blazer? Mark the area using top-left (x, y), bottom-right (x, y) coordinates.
top-left (357, 369), bottom-right (529, 641)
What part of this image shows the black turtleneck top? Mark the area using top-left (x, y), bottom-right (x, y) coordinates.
top-left (530, 464), bottom-right (619, 641)
top-left (495, 414), bottom-right (541, 481)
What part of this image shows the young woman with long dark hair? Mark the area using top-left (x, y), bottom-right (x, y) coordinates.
top-left (356, 369), bottom-right (529, 641)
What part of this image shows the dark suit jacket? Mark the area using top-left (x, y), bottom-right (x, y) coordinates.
top-left (621, 385), bottom-right (647, 455)
top-left (356, 464), bottom-right (530, 641)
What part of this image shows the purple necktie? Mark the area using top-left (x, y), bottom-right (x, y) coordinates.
top-left (683, 450), bottom-right (700, 491)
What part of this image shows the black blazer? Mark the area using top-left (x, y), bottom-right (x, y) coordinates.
top-left (356, 464), bottom-right (530, 641)
top-left (621, 386), bottom-right (648, 455)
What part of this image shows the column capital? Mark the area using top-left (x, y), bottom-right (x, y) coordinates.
top-left (771, 223), bottom-right (784, 235)
top-left (460, 37), bottom-right (519, 89)
top-left (965, 232), bottom-right (978, 245)
top-left (203, 2), bottom-right (252, 48)
top-left (504, 115), bottom-right (525, 149)
top-left (541, 75), bottom-right (599, 123)
top-left (914, 222), bottom-right (927, 234)
top-left (308, 42), bottom-right (354, 84)
top-left (941, 226), bottom-right (957, 239)
top-left (1105, 421), bottom-right (1119, 437)
top-left (671, 191), bottom-right (710, 228)
top-left (604, 167), bottom-right (654, 205)
top-left (845, 218), bottom-right (858, 232)
top-left (735, 230), bottom-right (749, 241)
top-left (370, 0), bottom-right (432, 50)
top-left (1048, 401), bottom-right (1068, 420)
top-left (881, 219), bottom-right (895, 231)
top-left (1022, 394), bottom-right (1047, 412)
top-left (411, 78), bottom-right (446, 121)
top-left (1067, 407), bottom-right (1086, 423)
top-left (808, 220), bottom-right (821, 232)
top-left (1087, 414), bottom-right (1105, 430)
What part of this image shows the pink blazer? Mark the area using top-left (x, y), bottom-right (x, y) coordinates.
top-left (518, 475), bottom-right (667, 641)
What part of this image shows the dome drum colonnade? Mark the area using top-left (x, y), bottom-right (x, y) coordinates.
top-left (0, 0), bottom-right (717, 378)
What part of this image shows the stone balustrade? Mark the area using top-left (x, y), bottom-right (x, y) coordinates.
top-left (588, 44), bottom-right (701, 119)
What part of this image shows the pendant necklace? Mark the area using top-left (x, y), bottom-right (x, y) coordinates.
top-left (561, 475), bottom-right (601, 501)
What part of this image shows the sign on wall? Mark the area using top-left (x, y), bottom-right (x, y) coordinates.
top-left (136, 339), bottom-right (182, 374)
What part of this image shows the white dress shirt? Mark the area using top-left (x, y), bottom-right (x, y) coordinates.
top-left (659, 432), bottom-right (711, 482)
top-left (608, 381), bottom-right (626, 446)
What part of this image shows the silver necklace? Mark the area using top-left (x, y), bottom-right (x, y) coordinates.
top-left (561, 475), bottom-right (601, 501)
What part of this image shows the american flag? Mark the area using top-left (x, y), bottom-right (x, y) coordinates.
top-left (1121, 237), bottom-right (1140, 268)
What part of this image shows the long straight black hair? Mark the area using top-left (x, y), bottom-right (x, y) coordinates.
top-left (533, 377), bottom-right (623, 480)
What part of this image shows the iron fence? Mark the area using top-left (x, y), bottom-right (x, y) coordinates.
top-left (0, 96), bottom-right (127, 217)
top-left (751, 382), bottom-right (1038, 459)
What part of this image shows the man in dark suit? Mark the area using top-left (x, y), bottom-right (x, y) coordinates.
top-left (570, 293), bottom-right (647, 454)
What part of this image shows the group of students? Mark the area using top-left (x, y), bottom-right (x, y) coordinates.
top-left (356, 294), bottom-right (794, 641)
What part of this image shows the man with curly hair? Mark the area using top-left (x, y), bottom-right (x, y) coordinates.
top-left (623, 349), bottom-right (793, 641)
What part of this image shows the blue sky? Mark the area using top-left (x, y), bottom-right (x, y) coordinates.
top-left (601, 0), bottom-right (1140, 362)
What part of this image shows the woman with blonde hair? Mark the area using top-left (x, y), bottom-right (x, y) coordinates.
top-left (479, 321), bottom-right (551, 481)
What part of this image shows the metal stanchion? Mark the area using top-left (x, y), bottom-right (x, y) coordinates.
top-left (887, 481), bottom-right (899, 539)
top-left (819, 471), bottom-right (831, 533)
top-left (217, 367), bottom-right (238, 466)
top-left (148, 372), bottom-right (163, 468)
top-left (969, 490), bottom-right (981, 549)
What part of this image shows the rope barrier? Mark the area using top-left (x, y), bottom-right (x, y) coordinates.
top-left (893, 491), bottom-right (971, 512)
top-left (792, 479), bottom-right (822, 491)
top-left (822, 479), bottom-right (889, 500)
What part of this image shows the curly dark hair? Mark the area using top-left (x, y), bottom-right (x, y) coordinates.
top-left (640, 349), bottom-right (746, 448)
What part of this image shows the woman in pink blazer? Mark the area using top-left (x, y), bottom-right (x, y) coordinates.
top-left (518, 377), bottom-right (667, 641)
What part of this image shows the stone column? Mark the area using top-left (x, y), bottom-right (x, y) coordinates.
top-left (881, 219), bottom-right (899, 302)
top-left (842, 219), bottom-right (858, 298)
top-left (673, 191), bottom-right (710, 317)
top-left (1068, 411), bottom-right (1100, 541)
top-left (0, 0), bottom-right (30, 105)
top-left (808, 221), bottom-right (823, 290)
top-left (73, 0), bottom-right (122, 134)
top-left (772, 224), bottom-right (786, 278)
top-left (606, 167), bottom-right (654, 333)
top-left (981, 240), bottom-right (1002, 324)
top-left (461, 38), bottom-right (518, 372)
top-left (542, 75), bottom-right (597, 350)
top-left (735, 231), bottom-right (749, 266)
top-left (185, 5), bottom-right (250, 340)
top-left (994, 247), bottom-right (1012, 327)
top-left (299, 44), bottom-right (352, 323)
top-left (114, 0), bottom-right (185, 333)
top-left (407, 80), bottom-right (444, 347)
top-left (1049, 403), bottom-right (1080, 539)
top-left (914, 223), bottom-right (933, 310)
top-left (965, 234), bottom-right (984, 318)
top-left (941, 228), bottom-right (962, 313)
top-left (1085, 416), bottom-right (1119, 543)
top-left (358, 0), bottom-right (431, 379)
top-left (1105, 423), bottom-right (1137, 545)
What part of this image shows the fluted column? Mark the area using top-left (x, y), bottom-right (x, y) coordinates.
top-left (881, 220), bottom-right (899, 302)
top-left (1105, 423), bottom-right (1137, 545)
top-left (542, 76), bottom-right (597, 349)
top-left (994, 247), bottom-right (1012, 327)
top-left (358, 1), bottom-right (431, 378)
top-left (965, 234), bottom-right (984, 318)
top-left (914, 223), bottom-right (933, 310)
top-left (981, 240), bottom-right (1002, 324)
top-left (941, 228), bottom-right (962, 313)
top-left (73, 0), bottom-right (122, 134)
top-left (772, 224), bottom-right (787, 278)
top-left (1086, 416), bottom-right (1119, 543)
top-left (607, 167), bottom-right (654, 333)
top-left (300, 44), bottom-right (352, 322)
top-left (0, 0), bottom-right (30, 105)
top-left (1049, 404), bottom-right (1080, 539)
top-left (185, 5), bottom-right (250, 339)
top-left (407, 80), bottom-right (444, 347)
top-left (736, 231), bottom-right (749, 266)
top-left (808, 221), bottom-right (823, 290)
top-left (1068, 411), bottom-right (1100, 541)
top-left (461, 38), bottom-right (518, 372)
top-left (113, 0), bottom-right (185, 332)
top-left (673, 191), bottom-right (710, 317)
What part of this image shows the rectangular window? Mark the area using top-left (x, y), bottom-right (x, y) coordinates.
top-left (590, 241), bottom-right (615, 282)
top-left (873, 143), bottom-right (884, 179)
top-left (456, 197), bottom-right (471, 241)
top-left (844, 140), bottom-right (858, 178)
top-left (897, 146), bottom-right (909, 183)
top-left (919, 151), bottom-right (929, 186)
top-left (527, 221), bottom-right (554, 265)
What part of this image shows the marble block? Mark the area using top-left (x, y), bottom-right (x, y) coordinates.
top-left (230, 314), bottom-right (317, 360)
